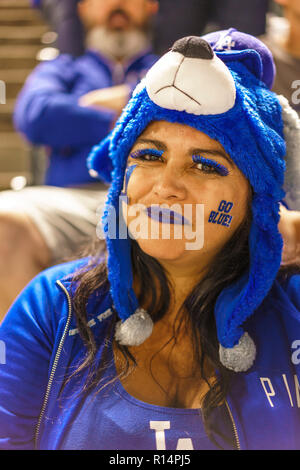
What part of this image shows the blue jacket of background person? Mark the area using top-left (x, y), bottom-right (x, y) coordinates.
top-left (0, 258), bottom-right (300, 450)
top-left (13, 49), bottom-right (157, 187)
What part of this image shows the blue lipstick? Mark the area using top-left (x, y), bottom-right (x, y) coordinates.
top-left (145, 206), bottom-right (191, 225)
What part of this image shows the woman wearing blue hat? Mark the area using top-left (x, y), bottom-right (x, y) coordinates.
top-left (0, 29), bottom-right (300, 450)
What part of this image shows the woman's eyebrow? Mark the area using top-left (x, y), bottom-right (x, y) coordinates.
top-left (134, 138), bottom-right (167, 151)
top-left (191, 148), bottom-right (234, 167)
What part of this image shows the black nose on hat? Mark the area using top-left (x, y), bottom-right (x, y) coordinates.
top-left (171, 36), bottom-right (214, 60)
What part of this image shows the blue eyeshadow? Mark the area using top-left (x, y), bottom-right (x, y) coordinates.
top-left (130, 148), bottom-right (164, 159)
top-left (192, 155), bottom-right (229, 176)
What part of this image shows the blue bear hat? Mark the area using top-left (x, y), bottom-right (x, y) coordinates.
top-left (88, 29), bottom-right (300, 372)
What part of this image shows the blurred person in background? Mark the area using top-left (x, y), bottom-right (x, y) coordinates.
top-left (261, 0), bottom-right (300, 211)
top-left (32, 0), bottom-right (270, 58)
top-left (262, 0), bottom-right (300, 117)
top-left (0, 0), bottom-right (158, 320)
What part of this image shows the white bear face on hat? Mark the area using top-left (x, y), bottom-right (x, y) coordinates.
top-left (145, 36), bottom-right (236, 116)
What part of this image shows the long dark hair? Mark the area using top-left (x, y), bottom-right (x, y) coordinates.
top-left (67, 197), bottom-right (254, 447)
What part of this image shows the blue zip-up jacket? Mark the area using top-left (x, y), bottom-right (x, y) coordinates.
top-left (13, 50), bottom-right (157, 187)
top-left (0, 259), bottom-right (300, 450)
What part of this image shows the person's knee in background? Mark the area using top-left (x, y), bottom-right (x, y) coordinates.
top-left (0, 211), bottom-right (51, 321)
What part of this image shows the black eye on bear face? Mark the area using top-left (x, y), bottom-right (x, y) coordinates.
top-left (171, 36), bottom-right (214, 60)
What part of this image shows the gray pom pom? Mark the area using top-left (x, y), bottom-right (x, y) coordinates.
top-left (219, 332), bottom-right (256, 372)
top-left (115, 309), bottom-right (153, 346)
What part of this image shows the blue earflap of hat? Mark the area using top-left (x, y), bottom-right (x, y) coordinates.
top-left (89, 90), bottom-right (156, 346)
top-left (88, 31), bottom-right (287, 370)
top-left (87, 131), bottom-right (113, 184)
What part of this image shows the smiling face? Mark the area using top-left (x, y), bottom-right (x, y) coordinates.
top-left (121, 121), bottom-right (250, 275)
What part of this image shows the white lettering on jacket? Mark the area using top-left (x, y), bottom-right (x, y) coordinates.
top-left (150, 421), bottom-right (194, 450)
top-left (260, 374), bottom-right (300, 407)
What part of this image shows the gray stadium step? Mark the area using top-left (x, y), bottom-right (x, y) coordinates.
top-left (0, 146), bottom-right (30, 171)
top-left (0, 0), bottom-right (49, 186)
top-left (0, 132), bottom-right (27, 148)
top-left (0, 25), bottom-right (48, 43)
top-left (0, 45), bottom-right (40, 69)
top-left (0, 136), bottom-right (32, 188)
top-left (0, 0), bottom-right (32, 8)
top-left (0, 8), bottom-right (43, 25)
top-left (0, 69), bottom-right (32, 99)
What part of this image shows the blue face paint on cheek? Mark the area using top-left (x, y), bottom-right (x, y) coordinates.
top-left (120, 164), bottom-right (137, 201)
top-left (218, 200), bottom-right (233, 213)
top-left (208, 200), bottom-right (234, 228)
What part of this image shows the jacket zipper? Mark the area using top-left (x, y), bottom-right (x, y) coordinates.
top-left (225, 399), bottom-right (241, 450)
top-left (34, 280), bottom-right (73, 449)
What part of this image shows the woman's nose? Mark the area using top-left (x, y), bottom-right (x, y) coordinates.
top-left (152, 165), bottom-right (186, 200)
